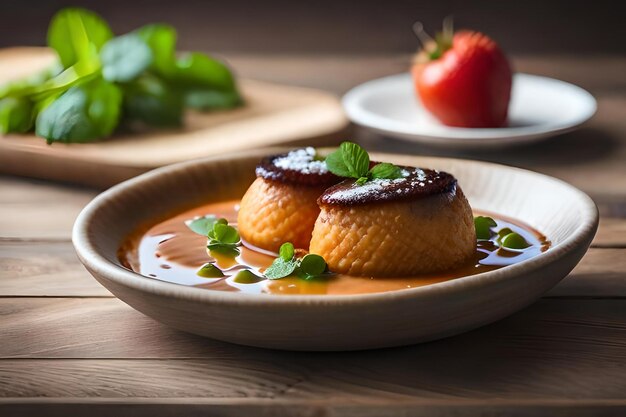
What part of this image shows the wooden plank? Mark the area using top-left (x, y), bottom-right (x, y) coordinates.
top-left (595, 218), bottom-right (626, 248)
top-left (0, 360), bottom-right (299, 399)
top-left (546, 248), bottom-right (626, 297)
top-left (0, 177), bottom-right (96, 240)
top-left (0, 299), bottom-right (624, 409)
top-left (0, 241), bottom-right (110, 296)
top-left (1, 297), bottom-right (625, 362)
top-left (1, 244), bottom-right (625, 297)
top-left (2, 398), bottom-right (625, 417)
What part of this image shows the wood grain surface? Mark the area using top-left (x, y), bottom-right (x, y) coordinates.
top-left (1, 54), bottom-right (625, 416)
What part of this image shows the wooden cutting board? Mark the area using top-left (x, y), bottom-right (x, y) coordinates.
top-left (0, 47), bottom-right (349, 188)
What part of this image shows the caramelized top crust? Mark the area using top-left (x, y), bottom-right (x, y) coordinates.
top-left (319, 166), bottom-right (457, 206)
top-left (255, 148), bottom-right (339, 187)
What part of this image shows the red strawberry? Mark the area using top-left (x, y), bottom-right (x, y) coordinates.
top-left (411, 21), bottom-right (512, 128)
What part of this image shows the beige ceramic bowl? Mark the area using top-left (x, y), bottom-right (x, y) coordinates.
top-left (73, 149), bottom-right (598, 351)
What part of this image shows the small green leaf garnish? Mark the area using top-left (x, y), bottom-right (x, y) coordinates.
top-left (496, 227), bottom-right (514, 244)
top-left (206, 218), bottom-right (240, 255)
top-left (299, 254), bottom-right (327, 278)
top-left (500, 232), bottom-right (530, 250)
top-left (325, 141), bottom-right (403, 185)
top-left (264, 258), bottom-right (298, 280)
top-left (210, 222), bottom-right (239, 244)
top-left (369, 162), bottom-right (402, 180)
top-left (185, 215), bottom-right (218, 236)
top-left (264, 242), bottom-right (328, 280)
top-left (197, 263), bottom-right (224, 278)
top-left (279, 242), bottom-right (295, 262)
top-left (232, 269), bottom-right (264, 284)
top-left (324, 147), bottom-right (352, 178)
top-left (188, 216), bottom-right (241, 255)
top-left (474, 216), bottom-right (497, 240)
top-left (342, 141), bottom-right (370, 178)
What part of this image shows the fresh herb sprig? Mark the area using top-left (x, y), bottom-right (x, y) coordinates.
top-left (207, 219), bottom-right (241, 252)
top-left (186, 216), bottom-right (241, 255)
top-left (325, 142), bottom-right (403, 185)
top-left (0, 7), bottom-right (242, 142)
top-left (264, 242), bottom-right (328, 280)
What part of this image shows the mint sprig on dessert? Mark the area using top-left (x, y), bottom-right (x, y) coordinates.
top-left (264, 242), bottom-right (328, 280)
top-left (325, 141), bottom-right (402, 185)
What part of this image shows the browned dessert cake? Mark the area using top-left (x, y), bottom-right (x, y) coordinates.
top-left (237, 148), bottom-right (338, 252)
top-left (309, 167), bottom-right (476, 276)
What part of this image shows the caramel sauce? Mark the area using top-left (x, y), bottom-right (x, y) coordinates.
top-left (118, 200), bottom-right (550, 295)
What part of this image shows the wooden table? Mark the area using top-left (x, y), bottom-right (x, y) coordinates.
top-left (1, 55), bottom-right (625, 416)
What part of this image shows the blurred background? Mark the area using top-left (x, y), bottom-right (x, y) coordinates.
top-left (2, 0), bottom-right (622, 56)
top-left (0, 0), bottom-right (624, 202)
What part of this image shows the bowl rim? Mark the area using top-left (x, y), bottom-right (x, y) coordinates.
top-left (73, 149), bottom-right (598, 307)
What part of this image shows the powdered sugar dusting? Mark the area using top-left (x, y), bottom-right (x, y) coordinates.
top-left (320, 167), bottom-right (455, 205)
top-left (328, 177), bottom-right (406, 202)
top-left (273, 147), bottom-right (328, 175)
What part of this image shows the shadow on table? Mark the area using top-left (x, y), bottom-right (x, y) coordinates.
top-left (160, 298), bottom-right (623, 399)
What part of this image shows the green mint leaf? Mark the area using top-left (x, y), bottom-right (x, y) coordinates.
top-left (279, 242), bottom-right (295, 262)
top-left (325, 141), bottom-right (371, 180)
top-left (173, 52), bottom-right (237, 92)
top-left (496, 227), bottom-right (514, 244)
top-left (196, 263), bottom-right (224, 278)
top-left (100, 34), bottom-right (153, 82)
top-left (135, 24), bottom-right (177, 76)
top-left (340, 141), bottom-right (370, 178)
top-left (369, 162), bottom-right (402, 180)
top-left (212, 223), bottom-right (239, 244)
top-left (0, 63), bottom-right (63, 100)
top-left (500, 232), bottom-right (530, 250)
top-left (264, 258), bottom-right (298, 280)
top-left (0, 97), bottom-right (33, 134)
top-left (184, 89), bottom-right (242, 110)
top-left (474, 216), bottom-right (497, 240)
top-left (299, 254), bottom-right (326, 278)
top-left (173, 52), bottom-right (243, 110)
top-left (122, 73), bottom-right (183, 128)
top-left (232, 270), bottom-right (263, 284)
top-left (324, 148), bottom-right (352, 177)
top-left (29, 59), bottom-right (100, 99)
top-left (36, 78), bottom-right (122, 143)
top-left (47, 8), bottom-right (113, 68)
top-left (185, 215), bottom-right (218, 236)
top-left (355, 176), bottom-right (368, 185)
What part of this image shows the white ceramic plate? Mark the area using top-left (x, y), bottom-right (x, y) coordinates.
top-left (73, 150), bottom-right (597, 351)
top-left (342, 73), bottom-right (597, 148)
